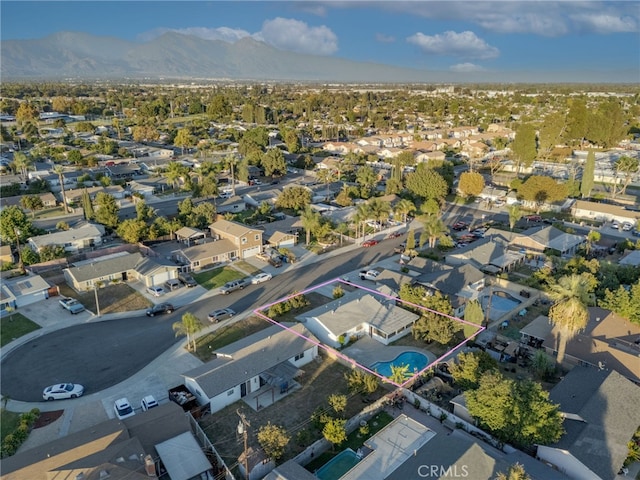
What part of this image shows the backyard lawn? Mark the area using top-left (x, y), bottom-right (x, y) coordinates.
top-left (57, 283), bottom-right (152, 314)
top-left (0, 313), bottom-right (41, 347)
top-left (194, 316), bottom-right (273, 361)
top-left (192, 266), bottom-right (245, 290)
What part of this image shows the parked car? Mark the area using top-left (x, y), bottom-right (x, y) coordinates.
top-left (208, 308), bottom-right (236, 323)
top-left (146, 303), bottom-right (175, 317)
top-left (178, 273), bottom-right (198, 288)
top-left (632, 229), bottom-right (640, 237)
top-left (164, 279), bottom-right (182, 291)
top-left (268, 256), bottom-right (283, 268)
top-left (622, 222), bottom-right (633, 231)
top-left (220, 278), bottom-right (250, 294)
top-left (43, 383), bottom-right (84, 401)
top-left (141, 395), bottom-right (159, 412)
top-left (525, 215), bottom-right (542, 222)
top-left (359, 270), bottom-right (380, 281)
top-left (611, 221), bottom-right (620, 229)
top-left (114, 398), bottom-right (136, 420)
top-left (59, 297), bottom-right (85, 314)
top-left (147, 286), bottom-right (166, 297)
top-left (387, 231), bottom-right (402, 239)
top-left (362, 239), bottom-right (379, 247)
top-left (251, 273), bottom-right (273, 284)
top-left (452, 221), bottom-right (468, 231)
top-left (394, 243), bottom-right (406, 254)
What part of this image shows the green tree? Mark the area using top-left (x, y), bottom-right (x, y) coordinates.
top-left (135, 199), bottom-right (155, 222)
top-left (518, 175), bottom-right (568, 213)
top-left (511, 123), bottom-right (537, 174)
top-left (580, 150), bottom-right (596, 198)
top-left (463, 299), bottom-right (484, 338)
top-left (56, 221), bottom-right (69, 231)
top-left (538, 111), bottom-right (566, 160)
top-left (283, 129), bottom-right (301, 153)
top-left (11, 151), bottom-right (32, 178)
top-left (394, 199), bottom-right (416, 224)
top-left (15, 102), bottom-right (38, 126)
top-left (355, 165), bottom-right (378, 198)
top-left (257, 422), bottom-right (290, 462)
top-left (495, 463), bottom-right (532, 480)
top-left (405, 164), bottom-right (448, 200)
top-left (94, 192), bottom-right (120, 228)
top-left (117, 219), bottom-right (148, 243)
top-left (322, 418), bottom-right (347, 451)
top-left (389, 364), bottom-right (412, 384)
top-left (599, 281), bottom-right (640, 324)
top-left (0, 206), bottom-right (33, 244)
top-left (20, 195), bottom-right (43, 218)
top-left (405, 228), bottom-right (416, 252)
top-left (458, 171), bottom-right (485, 198)
top-left (262, 148), bottom-right (286, 177)
top-left (174, 128), bottom-right (195, 155)
top-left (612, 155), bottom-right (639, 197)
top-left (53, 165), bottom-right (70, 214)
top-left (38, 244), bottom-right (66, 262)
top-left (275, 186), bottom-right (312, 211)
top-left (164, 162), bottom-right (189, 190)
top-left (206, 94), bottom-right (232, 121)
top-left (367, 197), bottom-right (391, 227)
top-left (420, 215), bottom-right (447, 249)
top-left (19, 246), bottom-right (39, 266)
top-left (300, 205), bottom-right (321, 244)
top-left (81, 188), bottom-right (94, 220)
top-left (328, 394), bottom-right (347, 414)
top-left (548, 274), bottom-right (591, 367)
top-left (585, 230), bottom-right (600, 256)
top-left (172, 312), bottom-right (204, 352)
top-left (507, 204), bottom-right (523, 231)
top-left (449, 351), bottom-right (498, 390)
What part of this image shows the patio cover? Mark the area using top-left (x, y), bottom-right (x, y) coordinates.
top-left (155, 431), bottom-right (211, 480)
top-left (260, 361), bottom-right (300, 388)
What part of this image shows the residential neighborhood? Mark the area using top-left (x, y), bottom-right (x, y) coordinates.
top-left (1, 75), bottom-right (640, 480)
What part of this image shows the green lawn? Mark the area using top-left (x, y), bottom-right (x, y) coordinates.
top-left (192, 266), bottom-right (245, 290)
top-left (0, 313), bottom-right (41, 347)
top-left (194, 317), bottom-right (272, 361)
top-left (1, 409), bottom-right (21, 440)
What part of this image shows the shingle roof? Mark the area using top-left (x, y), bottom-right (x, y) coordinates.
top-left (209, 218), bottom-right (258, 238)
top-left (548, 367), bottom-right (640, 480)
top-left (28, 224), bottom-right (104, 250)
top-left (413, 264), bottom-right (484, 296)
top-left (134, 256), bottom-right (178, 276)
top-left (183, 323), bottom-right (317, 398)
top-left (178, 239), bottom-right (237, 262)
top-left (64, 252), bottom-right (143, 283)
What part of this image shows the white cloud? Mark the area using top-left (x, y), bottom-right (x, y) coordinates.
top-left (407, 31), bottom-right (499, 59)
top-left (570, 13), bottom-right (638, 34)
top-left (255, 17), bottom-right (338, 55)
top-left (139, 26), bottom-right (251, 43)
top-left (375, 33), bottom-right (395, 43)
top-left (450, 63), bottom-right (485, 73)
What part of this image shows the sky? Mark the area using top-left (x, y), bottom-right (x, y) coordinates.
top-left (1, 1), bottom-right (639, 80)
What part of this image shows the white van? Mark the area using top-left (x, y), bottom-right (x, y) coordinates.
top-left (164, 279), bottom-right (182, 291)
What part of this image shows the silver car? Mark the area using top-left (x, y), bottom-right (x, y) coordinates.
top-left (208, 308), bottom-right (236, 323)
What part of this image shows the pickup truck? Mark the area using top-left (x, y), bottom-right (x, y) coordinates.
top-left (59, 297), bottom-right (85, 314)
top-left (220, 278), bottom-right (250, 294)
top-left (359, 270), bottom-right (380, 281)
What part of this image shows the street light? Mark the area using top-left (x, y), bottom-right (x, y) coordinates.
top-left (14, 227), bottom-right (23, 271)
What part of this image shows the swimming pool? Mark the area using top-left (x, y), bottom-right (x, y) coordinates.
top-left (315, 448), bottom-right (361, 480)
top-left (370, 351), bottom-right (429, 378)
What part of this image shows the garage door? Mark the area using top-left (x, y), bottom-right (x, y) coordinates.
top-left (277, 238), bottom-right (295, 248)
top-left (241, 245), bottom-right (262, 258)
top-left (150, 270), bottom-right (172, 286)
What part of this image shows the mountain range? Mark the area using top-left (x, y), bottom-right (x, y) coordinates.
top-left (2, 31), bottom-right (636, 83)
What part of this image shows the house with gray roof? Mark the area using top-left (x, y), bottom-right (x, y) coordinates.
top-left (538, 367), bottom-right (640, 480)
top-left (182, 323), bottom-right (318, 414)
top-left (172, 238), bottom-right (238, 271)
top-left (64, 252), bottom-right (144, 290)
top-left (28, 224), bottom-right (104, 254)
top-left (0, 274), bottom-right (52, 315)
top-left (445, 234), bottom-right (525, 273)
top-left (511, 225), bottom-right (585, 256)
top-left (299, 291), bottom-right (419, 347)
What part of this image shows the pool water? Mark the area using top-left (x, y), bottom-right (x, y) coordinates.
top-left (315, 448), bottom-right (361, 480)
top-left (370, 351), bottom-right (429, 378)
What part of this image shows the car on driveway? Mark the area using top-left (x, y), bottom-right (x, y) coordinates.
top-left (59, 297), bottom-right (85, 314)
top-left (141, 395), bottom-right (159, 411)
top-left (114, 397), bottom-right (136, 420)
top-left (452, 221), bottom-right (468, 231)
top-left (43, 383), bottom-right (84, 401)
top-left (220, 278), bottom-right (250, 294)
top-left (251, 273), bottom-right (273, 284)
top-left (146, 286), bottom-right (166, 297)
top-left (178, 273), bottom-right (198, 288)
top-left (611, 221), bottom-right (620, 229)
top-left (208, 308), bottom-right (236, 323)
top-left (146, 303), bottom-right (175, 317)
top-left (362, 239), bottom-right (379, 247)
top-left (622, 222), bottom-right (633, 231)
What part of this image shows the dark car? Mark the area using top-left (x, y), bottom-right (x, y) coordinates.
top-left (146, 303), bottom-right (175, 316)
top-left (268, 256), bottom-right (283, 268)
top-left (452, 221), bottom-right (468, 231)
top-left (387, 231), bottom-right (402, 239)
top-left (178, 273), bottom-right (198, 288)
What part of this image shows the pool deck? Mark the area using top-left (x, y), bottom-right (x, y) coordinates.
top-left (343, 336), bottom-right (436, 371)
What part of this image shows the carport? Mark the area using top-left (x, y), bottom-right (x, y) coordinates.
top-left (155, 431), bottom-right (213, 480)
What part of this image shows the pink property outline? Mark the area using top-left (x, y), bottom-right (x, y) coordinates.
top-left (253, 277), bottom-right (485, 388)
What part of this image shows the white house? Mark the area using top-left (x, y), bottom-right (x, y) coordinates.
top-left (182, 323), bottom-right (318, 414)
top-left (28, 224), bottom-right (104, 254)
top-left (0, 274), bottom-right (52, 315)
top-left (571, 200), bottom-right (640, 225)
top-left (299, 291), bottom-right (419, 347)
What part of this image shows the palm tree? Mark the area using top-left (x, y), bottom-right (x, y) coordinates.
top-left (394, 199), bottom-right (416, 225)
top-left (421, 214), bottom-right (448, 248)
top-left (367, 198), bottom-right (391, 230)
top-left (164, 162), bottom-right (188, 190)
top-left (172, 312), bottom-right (204, 352)
top-left (585, 230), bottom-right (600, 256)
top-left (548, 274), bottom-right (590, 367)
top-left (507, 204), bottom-right (522, 231)
top-left (353, 202), bottom-right (372, 241)
top-left (11, 151), bottom-right (31, 178)
top-left (53, 165), bottom-right (70, 214)
top-left (389, 365), bottom-right (412, 384)
top-left (300, 205), bottom-right (321, 245)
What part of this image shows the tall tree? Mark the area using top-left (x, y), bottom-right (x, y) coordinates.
top-left (257, 423), bottom-right (290, 462)
top-left (537, 112), bottom-right (566, 160)
top-left (394, 199), bottom-right (416, 224)
top-left (463, 299), bottom-right (484, 338)
top-left (0, 206), bottom-right (33, 244)
top-left (53, 165), bottom-right (70, 214)
top-left (367, 197), bottom-right (391, 227)
top-left (117, 219), bottom-right (148, 243)
top-left (458, 171), bottom-right (485, 198)
top-left (81, 188), bottom-right (94, 220)
top-left (11, 151), bottom-right (31, 178)
top-left (548, 274), bottom-right (591, 367)
top-left (173, 127), bottom-right (195, 155)
top-left (322, 418), bottom-right (347, 452)
top-left (262, 148), bottom-right (286, 177)
top-left (20, 195), bottom-right (43, 218)
top-left (94, 192), bottom-right (120, 228)
top-left (507, 204), bottom-right (523, 231)
top-left (420, 215), bottom-right (447, 249)
top-left (172, 312), bottom-right (204, 352)
top-left (275, 186), bottom-right (311, 211)
top-left (355, 165), bottom-right (378, 198)
top-left (450, 350), bottom-right (498, 390)
top-left (300, 205), bottom-right (321, 244)
top-left (164, 162), bottom-right (189, 190)
top-left (612, 155), bottom-right (639, 196)
top-left (518, 175), bottom-right (567, 213)
top-left (580, 150), bottom-right (596, 198)
top-left (510, 123), bottom-right (537, 175)
top-left (405, 164), bottom-right (448, 200)
top-left (495, 463), bottom-right (532, 480)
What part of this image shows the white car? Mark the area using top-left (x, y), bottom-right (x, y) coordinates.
top-left (43, 383), bottom-right (84, 401)
top-left (114, 398), bottom-right (136, 420)
top-left (146, 286), bottom-right (166, 297)
top-left (611, 221), bottom-right (620, 229)
top-left (141, 395), bottom-right (159, 412)
top-left (622, 222), bottom-right (633, 231)
top-left (251, 273), bottom-right (273, 284)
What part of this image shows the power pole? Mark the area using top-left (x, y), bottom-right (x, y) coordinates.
top-left (237, 409), bottom-right (250, 480)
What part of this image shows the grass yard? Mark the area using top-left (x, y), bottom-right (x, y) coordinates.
top-left (0, 313), bottom-right (41, 347)
top-left (192, 266), bottom-right (245, 290)
top-left (194, 316), bottom-right (272, 361)
top-left (57, 283), bottom-right (152, 314)
top-left (0, 409), bottom-right (21, 440)
top-left (233, 260), bottom-right (261, 276)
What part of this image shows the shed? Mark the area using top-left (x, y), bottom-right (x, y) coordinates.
top-left (155, 431), bottom-right (213, 480)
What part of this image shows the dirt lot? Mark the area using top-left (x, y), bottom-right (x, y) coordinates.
top-left (198, 353), bottom-right (387, 470)
top-left (57, 282), bottom-right (152, 314)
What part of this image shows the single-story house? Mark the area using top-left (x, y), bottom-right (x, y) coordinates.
top-left (571, 200), bottom-right (640, 225)
top-left (64, 186), bottom-right (126, 204)
top-left (299, 291), bottom-right (420, 347)
top-left (134, 256), bottom-right (179, 287)
top-left (445, 236), bottom-right (525, 273)
top-left (63, 252), bottom-right (144, 291)
top-left (520, 307), bottom-right (640, 383)
top-left (105, 164), bottom-right (142, 179)
top-left (174, 226), bottom-right (207, 246)
top-left (126, 180), bottom-right (156, 197)
top-left (538, 367), bottom-right (640, 480)
top-left (210, 219), bottom-right (263, 259)
top-left (182, 323), bottom-right (319, 414)
top-left (215, 195), bottom-right (246, 214)
top-left (510, 225), bottom-right (585, 256)
top-left (28, 224), bottom-right (104, 254)
top-left (173, 239), bottom-right (237, 271)
top-left (619, 249), bottom-right (640, 266)
top-left (0, 244), bottom-right (15, 264)
top-left (0, 274), bottom-right (52, 315)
